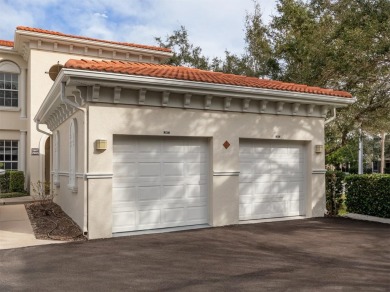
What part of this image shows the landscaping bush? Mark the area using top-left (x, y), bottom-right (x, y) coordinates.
top-left (9, 171), bottom-right (25, 192)
top-left (345, 174), bottom-right (390, 218)
top-left (0, 171), bottom-right (10, 193)
top-left (0, 170), bottom-right (25, 193)
top-left (325, 171), bottom-right (345, 216)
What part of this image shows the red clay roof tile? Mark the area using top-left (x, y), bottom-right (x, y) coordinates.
top-left (64, 59), bottom-right (352, 98)
top-left (16, 26), bottom-right (171, 53)
top-left (0, 40), bottom-right (14, 47)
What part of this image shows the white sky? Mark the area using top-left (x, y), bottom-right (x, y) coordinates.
top-left (0, 0), bottom-right (277, 59)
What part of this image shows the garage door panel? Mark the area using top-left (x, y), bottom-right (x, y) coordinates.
top-left (112, 212), bottom-right (136, 230)
top-left (139, 163), bottom-right (160, 177)
top-left (163, 208), bottom-right (186, 223)
top-left (113, 187), bottom-right (137, 202)
top-left (138, 209), bottom-right (161, 225)
top-left (187, 206), bottom-right (208, 220)
top-left (239, 204), bottom-right (252, 219)
top-left (162, 185), bottom-right (185, 199)
top-left (239, 140), bottom-right (306, 220)
top-left (113, 136), bottom-right (209, 233)
top-left (163, 162), bottom-right (184, 176)
top-left (137, 186), bottom-right (160, 201)
top-left (187, 184), bottom-right (207, 198)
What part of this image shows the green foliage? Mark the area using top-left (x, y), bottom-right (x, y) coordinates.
top-left (326, 171), bottom-right (345, 215)
top-left (155, 26), bottom-right (210, 70)
top-left (156, 0), bottom-right (390, 165)
top-left (9, 171), bottom-right (25, 192)
top-left (0, 171), bottom-right (25, 193)
top-left (0, 171), bottom-right (26, 193)
top-left (345, 174), bottom-right (390, 218)
top-left (245, 0), bottom-right (390, 162)
top-left (0, 171), bottom-right (10, 193)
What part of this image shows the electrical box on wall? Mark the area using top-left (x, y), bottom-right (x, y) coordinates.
top-left (95, 139), bottom-right (107, 150)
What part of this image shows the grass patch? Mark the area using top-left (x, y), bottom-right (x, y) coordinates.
top-left (0, 192), bottom-right (28, 199)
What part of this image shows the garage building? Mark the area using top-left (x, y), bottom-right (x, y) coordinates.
top-left (35, 59), bottom-right (354, 239)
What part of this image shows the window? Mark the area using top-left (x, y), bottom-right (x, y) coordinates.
top-left (0, 73), bottom-right (18, 107)
top-left (68, 119), bottom-right (77, 192)
top-left (0, 61), bottom-right (20, 108)
top-left (0, 140), bottom-right (18, 170)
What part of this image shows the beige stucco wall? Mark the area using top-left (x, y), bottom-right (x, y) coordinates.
top-left (28, 50), bottom-right (105, 190)
top-left (0, 53), bottom-right (28, 174)
top-left (84, 104), bottom-right (325, 239)
top-left (51, 110), bottom-right (86, 231)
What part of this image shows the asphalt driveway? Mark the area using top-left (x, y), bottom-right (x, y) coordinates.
top-left (0, 218), bottom-right (389, 291)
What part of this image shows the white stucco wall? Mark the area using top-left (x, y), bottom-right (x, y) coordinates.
top-left (84, 104), bottom-right (325, 239)
top-left (52, 110), bottom-right (86, 231)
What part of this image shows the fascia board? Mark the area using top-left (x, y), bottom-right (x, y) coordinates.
top-left (34, 72), bottom-right (64, 123)
top-left (16, 30), bottom-right (173, 58)
top-left (63, 69), bottom-right (356, 107)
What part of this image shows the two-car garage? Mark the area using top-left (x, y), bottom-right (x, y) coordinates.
top-left (112, 136), bottom-right (306, 234)
top-left (33, 32), bottom-right (353, 240)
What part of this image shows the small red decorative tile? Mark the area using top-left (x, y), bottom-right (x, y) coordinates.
top-left (223, 140), bottom-right (230, 149)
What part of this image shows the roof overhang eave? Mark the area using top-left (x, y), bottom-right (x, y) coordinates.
top-left (35, 68), bottom-right (356, 124)
top-left (64, 68), bottom-right (356, 106)
top-left (15, 29), bottom-right (173, 59)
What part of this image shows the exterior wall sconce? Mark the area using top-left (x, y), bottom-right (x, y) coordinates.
top-left (315, 145), bottom-right (324, 153)
top-left (95, 139), bottom-right (107, 151)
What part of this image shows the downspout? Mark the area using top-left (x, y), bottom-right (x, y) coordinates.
top-left (35, 121), bottom-right (52, 183)
top-left (61, 82), bottom-right (89, 236)
top-left (324, 108), bottom-right (337, 125)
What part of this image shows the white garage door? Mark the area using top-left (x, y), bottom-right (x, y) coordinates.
top-left (239, 140), bottom-right (306, 220)
top-left (112, 136), bottom-right (209, 233)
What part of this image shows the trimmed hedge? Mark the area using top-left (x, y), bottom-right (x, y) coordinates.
top-left (345, 174), bottom-right (390, 218)
top-left (9, 171), bottom-right (25, 192)
top-left (326, 171), bottom-right (345, 215)
top-left (0, 171), bottom-right (10, 193)
top-left (0, 170), bottom-right (25, 193)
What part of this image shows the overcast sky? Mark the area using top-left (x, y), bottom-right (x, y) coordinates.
top-left (1, 0), bottom-right (277, 59)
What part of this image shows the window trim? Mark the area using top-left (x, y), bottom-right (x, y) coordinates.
top-left (0, 61), bottom-right (21, 110)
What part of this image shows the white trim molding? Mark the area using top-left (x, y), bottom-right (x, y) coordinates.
top-left (85, 173), bottom-right (114, 179)
top-left (213, 171), bottom-right (240, 176)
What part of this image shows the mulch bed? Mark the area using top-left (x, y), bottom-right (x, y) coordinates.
top-left (25, 202), bottom-right (87, 241)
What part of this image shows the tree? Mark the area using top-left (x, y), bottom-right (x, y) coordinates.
top-left (245, 0), bottom-right (390, 164)
top-left (155, 25), bottom-right (210, 70)
top-left (156, 1), bottom-right (390, 167)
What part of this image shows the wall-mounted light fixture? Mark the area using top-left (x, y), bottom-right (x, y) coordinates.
top-left (315, 145), bottom-right (324, 153)
top-left (95, 139), bottom-right (107, 151)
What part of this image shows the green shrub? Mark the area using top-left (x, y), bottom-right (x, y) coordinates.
top-left (326, 171), bottom-right (345, 215)
top-left (0, 171), bottom-right (25, 193)
top-left (0, 171), bottom-right (10, 193)
top-left (345, 174), bottom-right (390, 218)
top-left (9, 171), bottom-right (25, 192)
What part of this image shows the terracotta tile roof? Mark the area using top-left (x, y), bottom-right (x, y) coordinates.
top-left (16, 26), bottom-right (171, 53)
top-left (0, 40), bottom-right (14, 47)
top-left (64, 59), bottom-right (352, 98)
